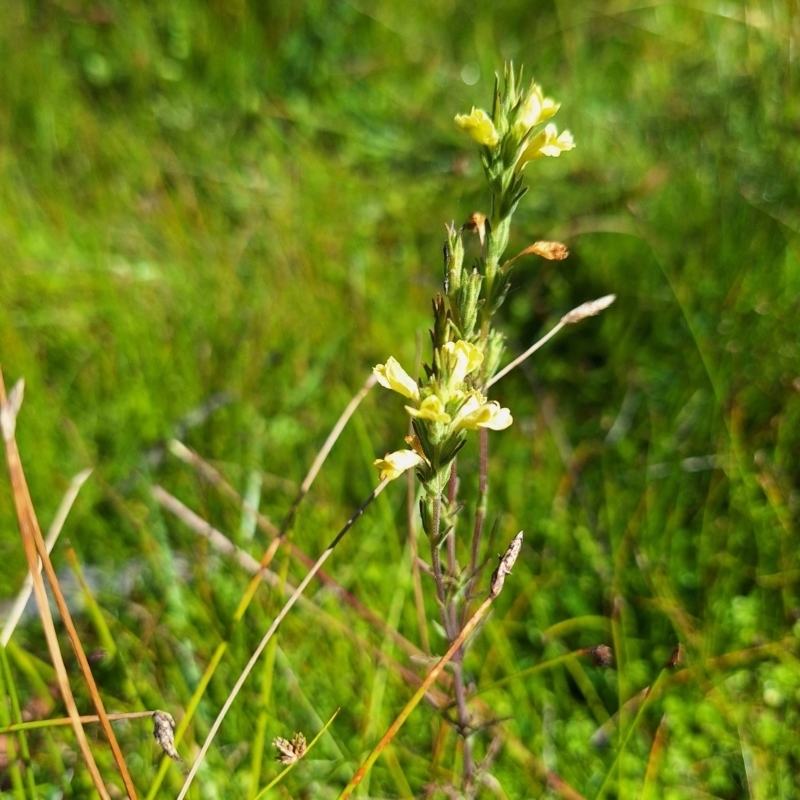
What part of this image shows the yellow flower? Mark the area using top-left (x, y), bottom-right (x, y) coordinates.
top-left (374, 449), bottom-right (425, 481)
top-left (441, 340), bottom-right (483, 387)
top-left (454, 396), bottom-right (513, 431)
top-left (373, 357), bottom-right (419, 401)
top-left (513, 83), bottom-right (560, 136)
top-left (454, 107), bottom-right (500, 147)
top-left (517, 124), bottom-right (575, 169)
top-left (405, 395), bottom-right (451, 423)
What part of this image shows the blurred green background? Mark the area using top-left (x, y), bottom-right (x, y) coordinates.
top-left (2, 0), bottom-right (800, 797)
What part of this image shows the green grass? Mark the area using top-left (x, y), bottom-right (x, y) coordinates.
top-left (1, 0), bottom-right (800, 797)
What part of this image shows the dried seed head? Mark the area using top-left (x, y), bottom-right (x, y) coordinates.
top-left (524, 241), bottom-right (569, 260)
top-left (561, 294), bottom-right (616, 325)
top-left (490, 531), bottom-right (523, 598)
top-left (666, 643), bottom-right (684, 669)
top-left (153, 710), bottom-right (181, 762)
top-left (590, 644), bottom-right (614, 668)
top-left (273, 732), bottom-right (307, 765)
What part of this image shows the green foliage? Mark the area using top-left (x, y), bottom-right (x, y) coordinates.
top-left (1, 0), bottom-right (800, 797)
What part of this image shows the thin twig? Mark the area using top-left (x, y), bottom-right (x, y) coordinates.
top-left (154, 479), bottom-right (420, 659)
top-left (177, 479), bottom-right (390, 800)
top-left (280, 373), bottom-right (377, 534)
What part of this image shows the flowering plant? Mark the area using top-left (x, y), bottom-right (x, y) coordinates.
top-left (364, 64), bottom-right (611, 793)
top-left (373, 65), bottom-right (577, 545)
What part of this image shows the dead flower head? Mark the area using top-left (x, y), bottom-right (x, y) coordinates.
top-left (273, 732), bottom-right (307, 765)
top-left (490, 532), bottom-right (523, 598)
top-left (666, 643), bottom-right (684, 669)
top-left (561, 294), bottom-right (616, 325)
top-left (589, 644), bottom-right (614, 668)
top-left (153, 710), bottom-right (181, 762)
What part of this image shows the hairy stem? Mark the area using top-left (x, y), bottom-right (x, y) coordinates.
top-left (464, 428), bottom-right (489, 626)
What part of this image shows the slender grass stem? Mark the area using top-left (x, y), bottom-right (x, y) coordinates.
top-left (486, 321), bottom-right (565, 389)
top-left (177, 479), bottom-right (389, 800)
top-left (464, 428), bottom-right (488, 626)
top-left (0, 710), bottom-right (161, 734)
top-left (151, 486), bottom-right (458, 703)
top-left (592, 669), bottom-right (668, 800)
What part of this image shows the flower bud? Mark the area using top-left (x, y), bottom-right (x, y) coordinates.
top-left (440, 340), bottom-right (483, 387)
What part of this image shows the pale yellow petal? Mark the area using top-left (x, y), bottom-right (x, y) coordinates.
top-left (405, 395), bottom-right (452, 423)
top-left (454, 400), bottom-right (513, 431)
top-left (454, 107), bottom-right (500, 147)
top-left (373, 449), bottom-right (425, 481)
top-left (373, 357), bottom-right (419, 400)
top-left (517, 124), bottom-right (575, 169)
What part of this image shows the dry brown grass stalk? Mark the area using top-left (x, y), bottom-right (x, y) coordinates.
top-left (144, 376), bottom-right (385, 799)
top-left (0, 709), bottom-right (168, 732)
top-left (166, 442), bottom-right (421, 660)
top-left (152, 484), bottom-right (453, 710)
top-left (0, 370), bottom-right (115, 799)
top-left (486, 295), bottom-right (616, 389)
